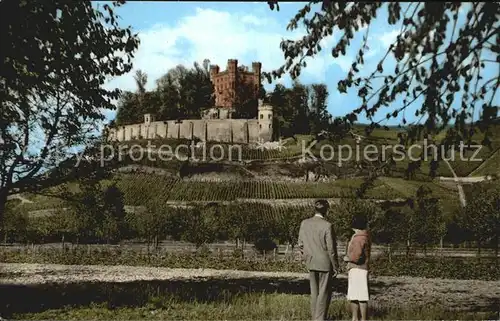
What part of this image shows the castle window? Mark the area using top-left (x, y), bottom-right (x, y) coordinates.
top-left (269, 124), bottom-right (271, 129)
top-left (268, 114), bottom-right (271, 120)
top-left (260, 114), bottom-right (263, 119)
top-left (259, 124), bottom-right (262, 129)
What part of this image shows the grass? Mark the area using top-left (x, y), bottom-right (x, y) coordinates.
top-left (471, 148), bottom-right (500, 176)
top-left (11, 293), bottom-right (497, 320)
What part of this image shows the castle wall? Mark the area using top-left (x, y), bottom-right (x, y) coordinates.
top-left (206, 120), bottom-right (232, 142)
top-left (231, 120), bottom-right (248, 143)
top-left (109, 113), bottom-right (272, 144)
top-left (192, 120), bottom-right (206, 141)
top-left (247, 120), bottom-right (259, 143)
top-left (166, 120), bottom-right (178, 139)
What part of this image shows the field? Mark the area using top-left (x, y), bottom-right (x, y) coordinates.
top-left (4, 124), bottom-right (500, 320)
top-left (2, 263), bottom-right (499, 320)
top-left (15, 174), bottom-right (461, 214)
top-left (471, 148), bottom-right (500, 176)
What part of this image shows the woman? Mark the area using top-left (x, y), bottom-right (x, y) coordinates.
top-left (343, 214), bottom-right (371, 321)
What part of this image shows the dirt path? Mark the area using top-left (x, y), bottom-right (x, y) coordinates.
top-left (0, 263), bottom-right (498, 312)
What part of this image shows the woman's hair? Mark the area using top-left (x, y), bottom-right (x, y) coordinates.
top-left (351, 214), bottom-right (368, 230)
top-left (314, 199), bottom-right (330, 214)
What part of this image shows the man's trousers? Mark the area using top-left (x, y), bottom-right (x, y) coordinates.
top-left (309, 270), bottom-right (333, 321)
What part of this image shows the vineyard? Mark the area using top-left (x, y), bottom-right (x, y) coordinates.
top-left (15, 174), bottom-right (461, 214)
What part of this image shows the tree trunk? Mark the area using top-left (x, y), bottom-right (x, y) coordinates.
top-left (388, 244), bottom-right (392, 263)
top-left (0, 189), bottom-right (7, 242)
top-left (495, 235), bottom-right (498, 267)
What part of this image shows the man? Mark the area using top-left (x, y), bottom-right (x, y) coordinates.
top-left (298, 199), bottom-right (340, 321)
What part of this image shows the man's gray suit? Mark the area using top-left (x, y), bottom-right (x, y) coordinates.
top-left (298, 215), bottom-right (339, 321)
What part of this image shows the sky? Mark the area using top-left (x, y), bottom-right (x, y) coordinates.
top-left (100, 1), bottom-right (494, 126)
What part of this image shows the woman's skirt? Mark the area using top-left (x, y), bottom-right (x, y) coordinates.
top-left (347, 268), bottom-right (369, 301)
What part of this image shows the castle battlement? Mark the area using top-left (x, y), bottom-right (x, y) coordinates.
top-left (108, 59), bottom-right (272, 144)
top-left (108, 100), bottom-right (273, 144)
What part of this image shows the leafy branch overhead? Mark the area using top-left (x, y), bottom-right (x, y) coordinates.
top-left (266, 1), bottom-right (499, 141)
top-left (0, 0), bottom-right (140, 220)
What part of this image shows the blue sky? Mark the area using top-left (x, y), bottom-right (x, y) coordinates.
top-left (101, 1), bottom-right (494, 126)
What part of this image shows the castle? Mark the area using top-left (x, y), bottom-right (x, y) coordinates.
top-left (108, 59), bottom-right (274, 143)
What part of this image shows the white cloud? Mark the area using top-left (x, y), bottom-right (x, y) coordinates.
top-left (334, 55), bottom-right (354, 73)
top-left (104, 8), bottom-right (326, 93)
top-left (378, 29), bottom-right (399, 48)
top-left (104, 7), bottom-right (344, 96)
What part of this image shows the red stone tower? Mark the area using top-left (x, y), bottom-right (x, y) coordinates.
top-left (210, 59), bottom-right (262, 109)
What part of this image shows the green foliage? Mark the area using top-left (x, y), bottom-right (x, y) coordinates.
top-left (3, 203), bottom-right (28, 243)
top-left (329, 199), bottom-right (384, 243)
top-left (270, 81), bottom-right (332, 138)
top-left (181, 205), bottom-right (219, 248)
top-left (408, 186), bottom-right (446, 249)
top-left (58, 179), bottom-right (127, 244)
top-left (274, 206), bottom-right (310, 248)
top-left (0, 0), bottom-right (139, 220)
top-left (113, 173), bottom-right (403, 204)
top-left (371, 208), bottom-right (410, 246)
top-left (267, 2), bottom-right (499, 143)
top-left (115, 60), bottom-right (215, 125)
top-left (2, 246), bottom-right (498, 280)
top-left (460, 183), bottom-right (500, 251)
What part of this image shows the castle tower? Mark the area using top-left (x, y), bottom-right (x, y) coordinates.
top-left (144, 113), bottom-right (155, 125)
top-left (209, 65), bottom-right (219, 80)
top-left (252, 62), bottom-right (262, 94)
top-left (257, 100), bottom-right (273, 142)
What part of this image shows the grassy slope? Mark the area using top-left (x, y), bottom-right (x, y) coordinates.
top-left (12, 123), bottom-right (500, 214)
top-left (118, 123), bottom-right (500, 178)
top-left (13, 293), bottom-right (496, 320)
top-left (470, 148), bottom-right (500, 176)
top-left (14, 174), bottom-right (462, 217)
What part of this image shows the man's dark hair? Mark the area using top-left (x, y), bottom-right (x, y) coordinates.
top-left (351, 214), bottom-right (368, 230)
top-left (314, 199), bottom-right (330, 215)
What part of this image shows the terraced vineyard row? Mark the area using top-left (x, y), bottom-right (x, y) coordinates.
top-left (115, 173), bottom-right (405, 205)
top-left (122, 138), bottom-right (302, 161)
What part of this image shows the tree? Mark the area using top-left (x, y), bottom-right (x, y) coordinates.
top-left (136, 205), bottom-right (169, 250)
top-left (115, 60), bottom-right (215, 124)
top-left (275, 207), bottom-right (310, 257)
top-left (329, 199), bottom-right (383, 249)
top-left (461, 183), bottom-right (500, 257)
top-left (223, 203), bottom-right (252, 249)
top-left (2, 202), bottom-right (28, 243)
top-left (101, 183), bottom-right (127, 243)
top-left (288, 81), bottom-right (310, 135)
top-left (63, 179), bottom-right (103, 243)
top-left (267, 2), bottom-right (499, 141)
top-left (408, 186), bottom-right (446, 254)
top-left (370, 208), bottom-right (410, 261)
top-left (115, 91), bottom-right (140, 125)
top-left (0, 1), bottom-right (139, 226)
top-left (309, 84), bottom-right (330, 135)
top-left (182, 205), bottom-right (218, 248)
